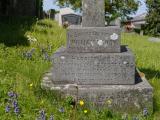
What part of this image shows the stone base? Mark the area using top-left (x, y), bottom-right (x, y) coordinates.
top-left (51, 46), bottom-right (135, 85)
top-left (41, 69), bottom-right (153, 114)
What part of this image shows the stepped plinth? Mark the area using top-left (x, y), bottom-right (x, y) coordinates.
top-left (42, 0), bottom-right (153, 114)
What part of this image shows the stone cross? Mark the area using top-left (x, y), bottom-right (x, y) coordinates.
top-left (82, 0), bottom-right (105, 27)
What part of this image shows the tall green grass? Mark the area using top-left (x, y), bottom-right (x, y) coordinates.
top-left (122, 33), bottom-right (160, 120)
top-left (0, 18), bottom-right (160, 119)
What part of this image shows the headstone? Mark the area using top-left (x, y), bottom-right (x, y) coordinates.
top-left (42, 0), bottom-right (153, 114)
top-left (67, 26), bottom-right (121, 53)
top-left (62, 14), bottom-right (81, 25)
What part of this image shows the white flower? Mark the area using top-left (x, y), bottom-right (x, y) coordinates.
top-left (26, 35), bottom-right (37, 42)
top-left (97, 40), bottom-right (104, 46)
top-left (60, 56), bottom-right (65, 60)
top-left (110, 33), bottom-right (118, 41)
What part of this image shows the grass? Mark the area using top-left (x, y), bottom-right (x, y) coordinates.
top-left (0, 18), bottom-right (160, 119)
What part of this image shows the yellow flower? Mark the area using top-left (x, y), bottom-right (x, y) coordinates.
top-left (79, 100), bottom-right (84, 106)
top-left (84, 109), bottom-right (88, 114)
top-left (106, 99), bottom-right (112, 105)
top-left (29, 83), bottom-right (33, 87)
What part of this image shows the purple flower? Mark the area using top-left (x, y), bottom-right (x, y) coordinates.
top-left (14, 107), bottom-right (20, 115)
top-left (143, 108), bottom-right (148, 117)
top-left (5, 105), bottom-right (10, 113)
top-left (40, 109), bottom-right (46, 120)
top-left (13, 93), bottom-right (18, 99)
top-left (8, 91), bottom-right (14, 97)
top-left (132, 116), bottom-right (139, 120)
top-left (44, 52), bottom-right (50, 61)
top-left (50, 115), bottom-right (54, 120)
top-left (13, 100), bottom-right (18, 108)
top-left (59, 107), bottom-right (64, 113)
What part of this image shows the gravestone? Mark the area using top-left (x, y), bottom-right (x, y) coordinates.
top-left (62, 14), bottom-right (81, 25)
top-left (42, 0), bottom-right (153, 114)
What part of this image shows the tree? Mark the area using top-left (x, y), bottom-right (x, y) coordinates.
top-left (56, 0), bottom-right (140, 24)
top-left (145, 0), bottom-right (160, 36)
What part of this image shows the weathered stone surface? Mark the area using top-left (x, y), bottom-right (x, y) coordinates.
top-left (67, 26), bottom-right (121, 53)
top-left (62, 14), bottom-right (82, 25)
top-left (82, 0), bottom-right (105, 27)
top-left (41, 69), bottom-right (153, 114)
top-left (51, 46), bottom-right (135, 85)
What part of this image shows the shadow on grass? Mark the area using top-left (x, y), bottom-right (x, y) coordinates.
top-left (0, 16), bottom-right (36, 47)
top-left (139, 68), bottom-right (160, 80)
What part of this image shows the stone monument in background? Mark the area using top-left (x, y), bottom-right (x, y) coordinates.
top-left (42, 0), bottom-right (153, 114)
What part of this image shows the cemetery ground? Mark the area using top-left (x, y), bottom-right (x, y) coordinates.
top-left (0, 18), bottom-right (160, 120)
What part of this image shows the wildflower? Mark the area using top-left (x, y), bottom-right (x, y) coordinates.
top-left (25, 52), bottom-right (32, 60)
top-left (132, 116), bottom-right (139, 120)
top-left (8, 91), bottom-right (14, 97)
top-left (13, 93), bottom-right (18, 99)
top-left (106, 99), bottom-right (112, 105)
top-left (44, 52), bottom-right (50, 61)
top-left (143, 108), bottom-right (148, 117)
top-left (26, 35), bottom-right (37, 42)
top-left (29, 83), bottom-right (33, 87)
top-left (122, 113), bottom-right (128, 120)
top-left (40, 109), bottom-right (46, 120)
top-left (79, 100), bottom-right (84, 106)
top-left (5, 105), bottom-right (10, 113)
top-left (49, 114), bottom-right (54, 120)
top-left (84, 109), bottom-right (88, 114)
top-left (59, 107), bottom-right (65, 113)
top-left (13, 100), bottom-right (18, 108)
top-left (14, 107), bottom-right (20, 115)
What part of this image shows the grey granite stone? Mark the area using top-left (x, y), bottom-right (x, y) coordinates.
top-left (51, 46), bottom-right (135, 85)
top-left (41, 69), bottom-right (153, 114)
top-left (82, 0), bottom-right (105, 27)
top-left (67, 26), bottom-right (121, 53)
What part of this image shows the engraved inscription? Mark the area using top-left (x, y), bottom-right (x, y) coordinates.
top-left (54, 54), bottom-right (135, 84)
top-left (67, 29), bottom-right (120, 52)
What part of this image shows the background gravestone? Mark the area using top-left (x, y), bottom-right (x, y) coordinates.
top-left (42, 0), bottom-right (153, 114)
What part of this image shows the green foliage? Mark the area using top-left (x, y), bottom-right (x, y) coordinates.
top-left (56, 0), bottom-right (140, 24)
top-left (145, 0), bottom-right (160, 36)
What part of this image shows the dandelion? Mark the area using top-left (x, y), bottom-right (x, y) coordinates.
top-left (84, 109), bottom-right (88, 114)
top-left (79, 100), bottom-right (84, 106)
top-left (5, 105), bottom-right (10, 113)
top-left (106, 99), bottom-right (112, 105)
top-left (29, 83), bottom-right (33, 87)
